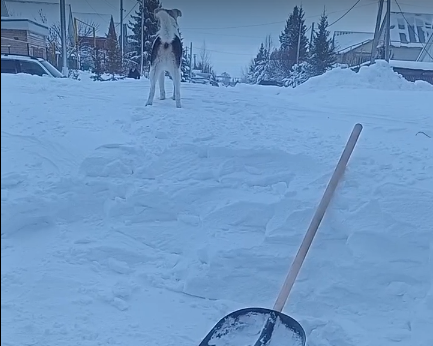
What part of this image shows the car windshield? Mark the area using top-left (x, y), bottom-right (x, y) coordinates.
top-left (39, 60), bottom-right (65, 78)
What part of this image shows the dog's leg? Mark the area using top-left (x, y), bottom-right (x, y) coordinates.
top-left (146, 65), bottom-right (159, 106)
top-left (172, 68), bottom-right (182, 108)
top-left (159, 71), bottom-right (166, 100)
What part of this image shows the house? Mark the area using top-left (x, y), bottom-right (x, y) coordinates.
top-left (352, 59), bottom-right (433, 85)
top-left (3, 0), bottom-right (75, 67)
top-left (334, 11), bottom-right (433, 67)
top-left (72, 12), bottom-right (119, 50)
top-left (390, 11), bottom-right (432, 61)
top-left (417, 33), bottom-right (433, 62)
top-left (1, 16), bottom-right (48, 58)
top-left (333, 31), bottom-right (374, 67)
top-left (389, 60), bottom-right (433, 84)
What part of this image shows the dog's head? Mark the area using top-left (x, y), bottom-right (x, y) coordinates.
top-left (154, 8), bottom-right (182, 25)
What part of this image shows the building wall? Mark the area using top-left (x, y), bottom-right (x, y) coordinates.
top-left (1, 28), bottom-right (28, 55)
top-left (337, 41), bottom-right (373, 66)
top-left (392, 46), bottom-right (423, 61)
top-left (337, 41), bottom-right (424, 67)
top-left (393, 67), bottom-right (433, 85)
top-left (1, 28), bottom-right (47, 58)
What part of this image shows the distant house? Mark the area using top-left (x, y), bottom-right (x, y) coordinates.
top-left (72, 12), bottom-right (119, 50)
top-left (334, 11), bottom-right (433, 67)
top-left (390, 11), bottom-right (433, 61)
top-left (3, 0), bottom-right (75, 67)
top-left (417, 33), bottom-right (433, 62)
top-left (353, 59), bottom-right (433, 85)
top-left (1, 17), bottom-right (48, 58)
top-left (333, 31), bottom-right (374, 67)
top-left (4, 0), bottom-right (74, 37)
top-left (388, 60), bottom-right (433, 84)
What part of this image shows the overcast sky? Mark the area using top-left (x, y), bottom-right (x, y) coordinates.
top-left (30, 0), bottom-right (433, 76)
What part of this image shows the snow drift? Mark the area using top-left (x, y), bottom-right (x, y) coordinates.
top-left (1, 63), bottom-right (432, 346)
top-left (295, 60), bottom-right (433, 91)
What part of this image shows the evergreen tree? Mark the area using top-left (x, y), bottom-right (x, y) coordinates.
top-left (283, 61), bottom-right (314, 87)
top-left (309, 10), bottom-right (336, 76)
top-left (279, 6), bottom-right (309, 72)
top-left (106, 16), bottom-right (122, 78)
top-left (91, 48), bottom-right (105, 81)
top-left (247, 43), bottom-right (269, 84)
top-left (178, 31), bottom-right (190, 82)
top-left (127, 0), bottom-right (162, 69)
top-left (261, 48), bottom-right (286, 84)
top-left (252, 43), bottom-right (269, 83)
top-left (246, 58), bottom-right (256, 84)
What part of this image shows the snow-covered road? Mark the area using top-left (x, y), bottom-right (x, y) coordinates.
top-left (2, 62), bottom-right (432, 345)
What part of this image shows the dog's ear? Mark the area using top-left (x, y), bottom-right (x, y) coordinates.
top-left (168, 8), bottom-right (182, 19)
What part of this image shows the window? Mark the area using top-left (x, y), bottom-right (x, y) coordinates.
top-left (39, 60), bottom-right (64, 78)
top-left (1, 59), bottom-right (17, 74)
top-left (397, 18), bottom-right (406, 30)
top-left (18, 60), bottom-right (47, 76)
top-left (408, 25), bottom-right (417, 43)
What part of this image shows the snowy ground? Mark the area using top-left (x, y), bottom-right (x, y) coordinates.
top-left (2, 62), bottom-right (433, 346)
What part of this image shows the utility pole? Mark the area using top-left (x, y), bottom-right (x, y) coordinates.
top-left (59, 0), bottom-right (68, 76)
top-left (140, 0), bottom-right (144, 76)
top-left (296, 17), bottom-right (302, 65)
top-left (384, 0), bottom-right (391, 62)
top-left (189, 42), bottom-right (193, 80)
top-left (370, 0), bottom-right (385, 64)
top-left (309, 22), bottom-right (315, 50)
top-left (120, 0), bottom-right (124, 65)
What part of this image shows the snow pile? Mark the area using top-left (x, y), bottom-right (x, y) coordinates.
top-left (1, 71), bottom-right (433, 346)
top-left (295, 60), bottom-right (433, 92)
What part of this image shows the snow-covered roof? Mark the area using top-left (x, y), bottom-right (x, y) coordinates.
top-left (333, 31), bottom-right (374, 54)
top-left (4, 0), bottom-right (71, 28)
top-left (390, 11), bottom-right (433, 48)
top-left (1, 16), bottom-right (48, 36)
top-left (417, 34), bottom-right (433, 62)
top-left (4, 1), bottom-right (121, 38)
top-left (333, 11), bottom-right (433, 54)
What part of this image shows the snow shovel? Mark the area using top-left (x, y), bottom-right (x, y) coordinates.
top-left (198, 123), bottom-right (363, 346)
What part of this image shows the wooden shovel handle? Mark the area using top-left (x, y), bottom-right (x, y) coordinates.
top-left (273, 123), bottom-right (363, 312)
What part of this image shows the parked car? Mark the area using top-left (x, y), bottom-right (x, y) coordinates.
top-left (1, 54), bottom-right (65, 78)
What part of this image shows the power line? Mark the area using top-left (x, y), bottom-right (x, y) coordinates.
top-left (327, 0), bottom-right (363, 27)
top-left (194, 47), bottom-right (255, 56)
top-left (393, 0), bottom-right (433, 61)
top-left (123, 2), bottom-right (139, 20)
top-left (182, 1), bottom-right (378, 31)
top-left (184, 25), bottom-right (313, 40)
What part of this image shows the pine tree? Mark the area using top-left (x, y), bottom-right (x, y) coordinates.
top-left (252, 43), bottom-right (269, 84)
top-left (262, 48), bottom-right (286, 84)
top-left (106, 15), bottom-right (122, 78)
top-left (309, 10), bottom-right (336, 76)
top-left (279, 6), bottom-right (309, 72)
top-left (127, 0), bottom-right (162, 69)
top-left (178, 31), bottom-right (190, 82)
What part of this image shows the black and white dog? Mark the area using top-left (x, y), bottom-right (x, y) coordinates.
top-left (146, 8), bottom-right (183, 108)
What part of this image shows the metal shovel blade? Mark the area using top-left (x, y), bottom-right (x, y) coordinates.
top-left (198, 307), bottom-right (306, 346)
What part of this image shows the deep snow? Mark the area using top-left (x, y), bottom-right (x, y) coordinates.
top-left (1, 62), bottom-right (433, 346)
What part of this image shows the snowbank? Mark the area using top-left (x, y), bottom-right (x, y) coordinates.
top-left (1, 70), bottom-right (432, 346)
top-left (295, 60), bottom-right (433, 92)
